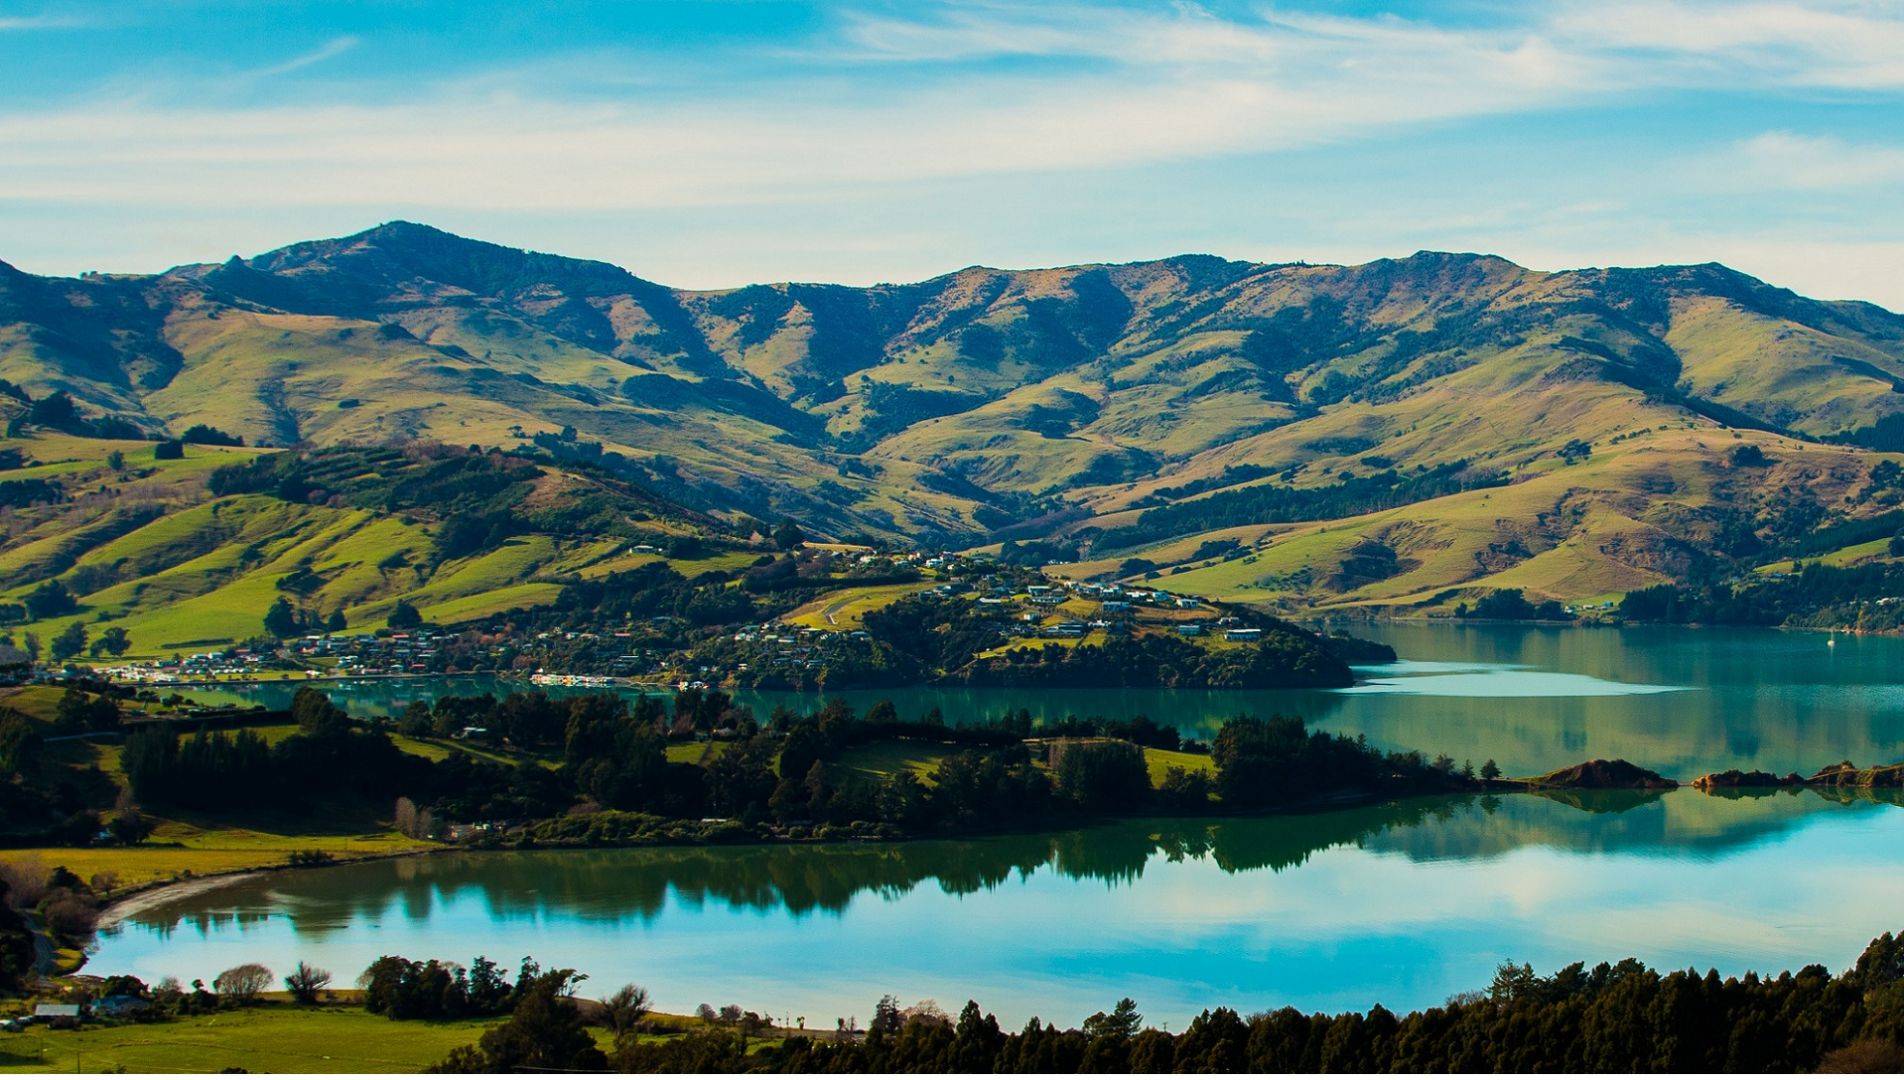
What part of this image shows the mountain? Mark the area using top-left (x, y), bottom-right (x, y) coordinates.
top-left (5, 222), bottom-right (1904, 611)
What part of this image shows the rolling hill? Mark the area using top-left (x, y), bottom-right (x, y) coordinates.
top-left (6, 223), bottom-right (1904, 615)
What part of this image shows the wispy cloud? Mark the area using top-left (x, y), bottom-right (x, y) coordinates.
top-left (3, 0), bottom-right (1904, 305)
top-left (241, 35), bottom-right (360, 81)
top-left (1713, 132), bottom-right (1904, 190)
top-left (0, 12), bottom-right (92, 31)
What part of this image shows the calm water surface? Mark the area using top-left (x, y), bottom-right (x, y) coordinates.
top-left (195, 623), bottom-right (1904, 776)
top-left (131, 623), bottom-right (1904, 1025)
top-left (92, 787), bottom-right (1904, 1026)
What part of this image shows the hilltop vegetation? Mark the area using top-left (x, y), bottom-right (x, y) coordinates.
top-left (5, 225), bottom-right (1904, 612)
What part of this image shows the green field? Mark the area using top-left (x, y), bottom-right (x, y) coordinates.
top-left (0, 1005), bottom-right (506, 1074)
top-left (1142, 747), bottom-right (1216, 785)
top-left (834, 739), bottom-right (957, 783)
top-left (784, 581), bottom-right (934, 629)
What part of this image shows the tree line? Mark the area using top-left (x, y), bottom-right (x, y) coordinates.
top-left (107, 688), bottom-right (1478, 843)
top-left (414, 930), bottom-right (1904, 1072)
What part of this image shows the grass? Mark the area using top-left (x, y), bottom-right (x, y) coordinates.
top-left (0, 1004), bottom-right (497, 1074)
top-left (1142, 747), bottom-right (1215, 785)
top-left (0, 809), bottom-right (433, 889)
top-left (783, 581), bottom-right (933, 630)
top-left (834, 739), bottom-right (956, 784)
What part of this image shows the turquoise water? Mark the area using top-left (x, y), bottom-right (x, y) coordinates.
top-left (115, 622), bottom-right (1904, 1026)
top-left (193, 623), bottom-right (1904, 777)
top-left (91, 787), bottom-right (1904, 1027)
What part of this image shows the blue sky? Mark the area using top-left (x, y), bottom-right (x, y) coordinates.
top-left (3, 0), bottom-right (1904, 307)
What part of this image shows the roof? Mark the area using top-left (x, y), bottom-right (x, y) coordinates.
top-left (34, 1004), bottom-right (80, 1017)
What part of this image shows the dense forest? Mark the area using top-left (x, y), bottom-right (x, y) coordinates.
top-left (1618, 559), bottom-right (1904, 631)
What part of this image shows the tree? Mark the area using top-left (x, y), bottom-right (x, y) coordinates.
top-left (1052, 739), bottom-right (1151, 812)
top-left (263, 597), bottom-right (300, 638)
top-left (435, 968), bottom-right (605, 1073)
top-left (387, 599), bottom-right (422, 630)
top-left (602, 983), bottom-right (652, 1037)
top-left (48, 621), bottom-right (87, 662)
top-left (152, 439), bottom-right (184, 460)
top-left (105, 450), bottom-right (125, 471)
top-left (284, 961), bottom-right (333, 1004)
top-left (23, 579), bottom-right (77, 620)
top-left (1083, 998), bottom-right (1143, 1041)
top-left (181, 424), bottom-right (243, 447)
top-left (1480, 758), bottom-right (1502, 781)
top-left (213, 962), bottom-right (274, 1004)
top-left (290, 686), bottom-right (351, 739)
top-left (773, 519), bottom-right (807, 551)
top-left (0, 711), bottom-right (43, 776)
top-left (325, 609), bottom-right (347, 633)
top-left (107, 809), bottom-right (153, 845)
top-left (91, 626), bottom-right (131, 657)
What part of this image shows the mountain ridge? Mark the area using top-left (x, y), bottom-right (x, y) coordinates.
top-left (6, 223), bottom-right (1904, 612)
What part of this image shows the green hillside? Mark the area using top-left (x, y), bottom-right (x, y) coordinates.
top-left (0, 434), bottom-right (736, 659)
top-left (6, 225), bottom-right (1904, 613)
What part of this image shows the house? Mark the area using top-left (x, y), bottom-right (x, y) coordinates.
top-left (1224, 627), bottom-right (1262, 642)
top-left (33, 1004), bottom-right (80, 1026)
top-left (1177, 624), bottom-right (1205, 637)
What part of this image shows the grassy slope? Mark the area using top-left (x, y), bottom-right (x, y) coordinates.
top-left (1060, 427), bottom-right (1897, 609)
top-left (783, 581), bottom-right (934, 629)
top-left (0, 433), bottom-right (727, 657)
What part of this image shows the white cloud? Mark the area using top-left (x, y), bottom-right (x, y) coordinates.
top-left (243, 35), bottom-right (360, 81)
top-left (1717, 131), bottom-right (1904, 190)
top-left (3, 0), bottom-right (1904, 306)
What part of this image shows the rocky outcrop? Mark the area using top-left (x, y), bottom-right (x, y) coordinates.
top-left (1523, 759), bottom-right (1678, 790)
top-left (1687, 760), bottom-right (1904, 792)
top-left (1691, 769), bottom-right (1804, 790)
top-left (1805, 761), bottom-right (1904, 787)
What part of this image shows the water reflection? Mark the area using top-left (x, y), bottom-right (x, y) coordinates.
top-left (92, 789), bottom-right (1904, 1024)
top-left (186, 624), bottom-right (1904, 776)
top-left (113, 787), bottom-right (1898, 936)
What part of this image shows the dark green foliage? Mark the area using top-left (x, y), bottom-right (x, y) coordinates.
top-left (1620, 561), bottom-right (1904, 629)
top-left (361, 954), bottom-right (527, 1021)
top-left (48, 620), bottom-right (87, 660)
top-left (1466, 588), bottom-right (1570, 621)
top-left (152, 439), bottom-right (184, 460)
top-left (180, 424), bottom-right (243, 446)
top-left (89, 625), bottom-right (131, 657)
top-left (386, 599), bottom-right (422, 629)
top-left (1212, 714), bottom-right (1464, 810)
top-left (433, 966), bottom-right (605, 1073)
top-left (0, 710), bottom-right (42, 776)
top-left (0, 477), bottom-right (60, 507)
top-left (1052, 740), bottom-right (1150, 813)
top-left (54, 686), bottom-right (119, 731)
top-left (23, 579), bottom-right (77, 619)
top-left (0, 878), bottom-right (36, 992)
top-left (263, 596), bottom-right (300, 637)
top-left (960, 631), bottom-right (1352, 689)
top-left (737, 930), bottom-right (1904, 1072)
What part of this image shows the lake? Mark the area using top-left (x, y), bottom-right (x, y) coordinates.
top-left (190, 622), bottom-right (1904, 777)
top-left (115, 622), bottom-right (1904, 1026)
top-left (91, 786), bottom-right (1904, 1028)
